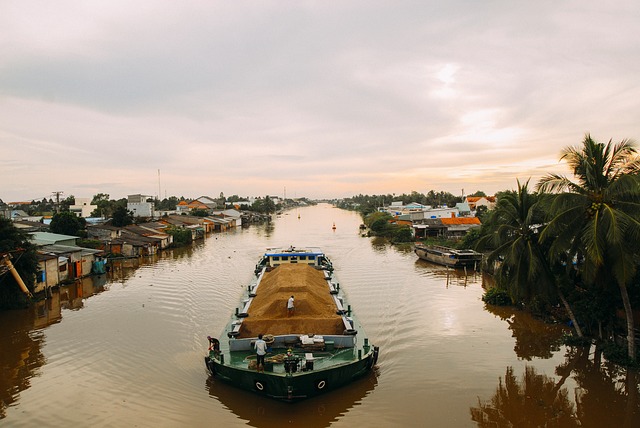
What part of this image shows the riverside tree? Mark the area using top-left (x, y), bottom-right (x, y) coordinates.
top-left (0, 218), bottom-right (38, 309)
top-left (477, 180), bottom-right (583, 338)
top-left (50, 211), bottom-right (87, 237)
top-left (537, 135), bottom-right (640, 361)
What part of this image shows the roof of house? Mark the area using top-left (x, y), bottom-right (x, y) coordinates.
top-left (187, 200), bottom-right (209, 209)
top-left (466, 196), bottom-right (496, 203)
top-left (29, 232), bottom-right (79, 245)
top-left (455, 202), bottom-right (471, 212)
top-left (38, 244), bottom-right (102, 256)
top-left (441, 217), bottom-right (482, 225)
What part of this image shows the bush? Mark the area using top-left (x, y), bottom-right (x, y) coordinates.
top-left (392, 226), bottom-right (414, 243)
top-left (77, 239), bottom-right (102, 249)
top-left (166, 227), bottom-right (192, 247)
top-left (369, 218), bottom-right (390, 234)
top-left (482, 287), bottom-right (512, 306)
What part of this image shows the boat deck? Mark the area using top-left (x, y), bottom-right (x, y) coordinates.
top-left (224, 346), bottom-right (359, 374)
top-left (237, 264), bottom-right (344, 338)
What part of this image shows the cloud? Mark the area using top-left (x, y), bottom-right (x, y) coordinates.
top-left (1, 1), bottom-right (639, 201)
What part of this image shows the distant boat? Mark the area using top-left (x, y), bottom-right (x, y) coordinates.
top-left (414, 244), bottom-right (482, 268)
top-left (332, 222), bottom-right (336, 230)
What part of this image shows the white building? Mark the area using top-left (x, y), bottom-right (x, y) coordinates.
top-left (127, 194), bottom-right (155, 218)
top-left (69, 197), bottom-right (97, 218)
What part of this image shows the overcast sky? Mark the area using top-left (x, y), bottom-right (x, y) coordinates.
top-left (1, 1), bottom-right (639, 202)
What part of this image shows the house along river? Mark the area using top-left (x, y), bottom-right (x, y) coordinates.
top-left (1, 203), bottom-right (638, 427)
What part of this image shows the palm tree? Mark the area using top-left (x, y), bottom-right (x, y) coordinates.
top-left (478, 180), bottom-right (584, 337)
top-left (478, 180), bottom-right (548, 300)
top-left (537, 134), bottom-right (640, 360)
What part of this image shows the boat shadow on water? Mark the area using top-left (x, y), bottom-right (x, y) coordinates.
top-left (205, 368), bottom-right (379, 427)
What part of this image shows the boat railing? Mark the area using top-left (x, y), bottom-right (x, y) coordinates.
top-left (228, 334), bottom-right (356, 352)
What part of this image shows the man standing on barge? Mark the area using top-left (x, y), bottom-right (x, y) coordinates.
top-left (287, 295), bottom-right (295, 316)
top-left (254, 333), bottom-right (267, 372)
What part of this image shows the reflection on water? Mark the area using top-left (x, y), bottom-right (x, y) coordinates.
top-left (471, 365), bottom-right (579, 427)
top-left (0, 274), bottom-right (107, 419)
top-left (0, 304), bottom-right (48, 419)
top-left (415, 258), bottom-right (485, 288)
top-left (207, 369), bottom-right (379, 427)
top-left (472, 344), bottom-right (640, 426)
top-left (485, 305), bottom-right (566, 360)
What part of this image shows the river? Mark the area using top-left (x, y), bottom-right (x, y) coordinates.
top-left (1, 203), bottom-right (638, 427)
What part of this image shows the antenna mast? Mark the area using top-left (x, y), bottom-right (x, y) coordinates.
top-left (52, 191), bottom-right (64, 213)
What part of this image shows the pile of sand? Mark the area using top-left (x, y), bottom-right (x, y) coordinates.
top-left (238, 264), bottom-right (343, 338)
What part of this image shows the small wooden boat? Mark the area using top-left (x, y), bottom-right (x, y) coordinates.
top-left (204, 246), bottom-right (379, 401)
top-left (414, 244), bottom-right (482, 268)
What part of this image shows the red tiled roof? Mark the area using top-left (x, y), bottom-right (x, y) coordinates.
top-left (441, 217), bottom-right (481, 225)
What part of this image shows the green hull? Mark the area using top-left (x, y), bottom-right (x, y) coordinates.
top-left (205, 347), bottom-right (378, 401)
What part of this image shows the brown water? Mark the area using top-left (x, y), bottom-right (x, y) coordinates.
top-left (1, 204), bottom-right (638, 427)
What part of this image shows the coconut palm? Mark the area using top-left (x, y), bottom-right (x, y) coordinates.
top-left (479, 180), bottom-right (547, 299)
top-left (478, 179), bottom-right (584, 337)
top-left (537, 134), bottom-right (640, 360)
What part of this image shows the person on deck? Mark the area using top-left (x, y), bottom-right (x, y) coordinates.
top-left (287, 295), bottom-right (295, 316)
top-left (254, 333), bottom-right (267, 372)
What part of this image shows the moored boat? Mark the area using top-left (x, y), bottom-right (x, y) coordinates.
top-left (204, 246), bottom-right (379, 401)
top-left (414, 244), bottom-right (482, 268)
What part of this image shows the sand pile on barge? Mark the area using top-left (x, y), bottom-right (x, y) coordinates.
top-left (238, 264), bottom-right (344, 338)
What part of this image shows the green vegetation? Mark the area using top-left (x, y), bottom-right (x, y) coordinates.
top-left (190, 209), bottom-right (209, 217)
top-left (76, 239), bottom-right (103, 249)
top-left (250, 196), bottom-right (278, 214)
top-left (89, 193), bottom-right (130, 218)
top-left (363, 212), bottom-right (413, 243)
top-left (481, 287), bottom-right (512, 306)
top-left (50, 211), bottom-right (87, 237)
top-left (337, 190), bottom-right (462, 216)
top-left (0, 218), bottom-right (38, 309)
top-left (166, 227), bottom-right (192, 247)
top-left (476, 135), bottom-right (640, 363)
top-left (111, 205), bottom-right (133, 227)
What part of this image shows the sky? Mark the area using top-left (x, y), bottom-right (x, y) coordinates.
top-left (1, 1), bottom-right (639, 202)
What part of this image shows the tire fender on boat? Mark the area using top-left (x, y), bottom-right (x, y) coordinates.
top-left (343, 329), bottom-right (357, 335)
top-left (368, 346), bottom-right (380, 369)
top-left (254, 380), bottom-right (266, 392)
top-left (315, 379), bottom-right (327, 390)
top-left (205, 357), bottom-right (216, 376)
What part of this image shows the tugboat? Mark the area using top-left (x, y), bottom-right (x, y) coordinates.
top-left (205, 246), bottom-right (379, 401)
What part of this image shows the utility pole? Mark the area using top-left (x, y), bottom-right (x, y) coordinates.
top-left (52, 191), bottom-right (64, 213)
